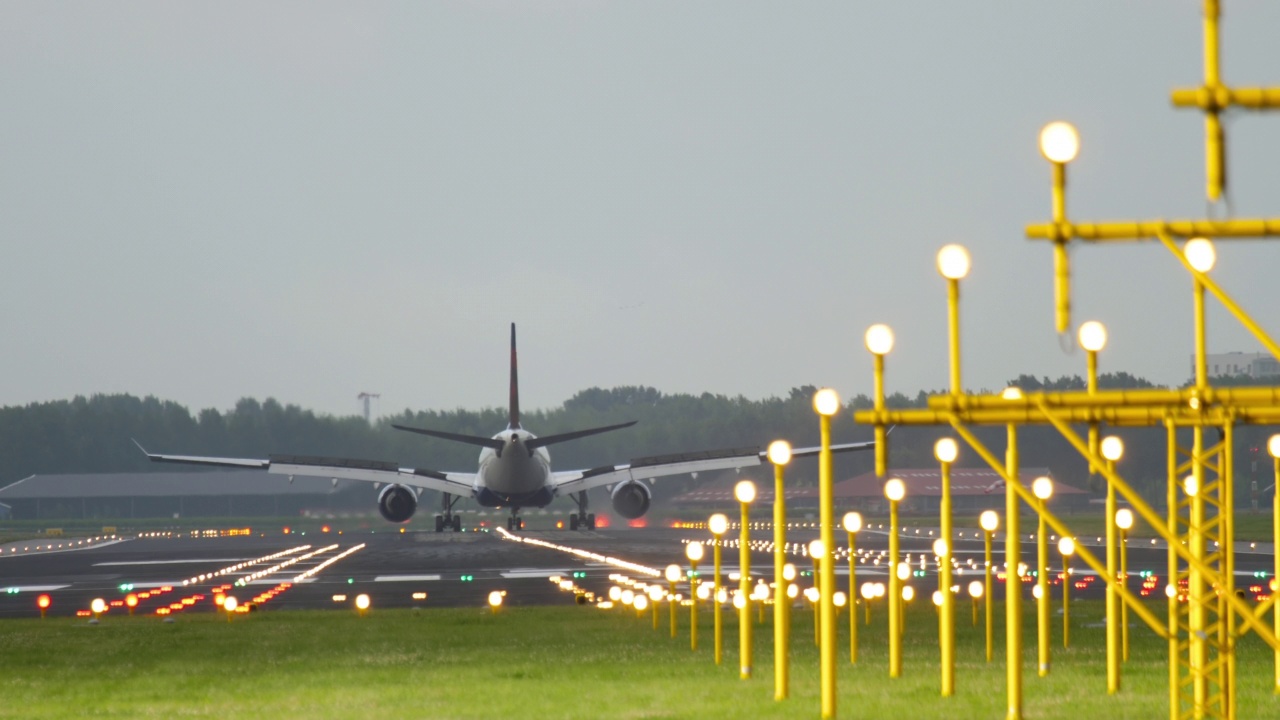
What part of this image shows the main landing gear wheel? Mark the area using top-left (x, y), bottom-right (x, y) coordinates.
top-left (435, 516), bottom-right (444, 532)
top-left (507, 517), bottom-right (524, 531)
top-left (452, 515), bottom-right (462, 532)
top-left (569, 513), bottom-right (596, 531)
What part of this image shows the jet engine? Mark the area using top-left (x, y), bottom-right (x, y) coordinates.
top-left (610, 480), bottom-right (651, 520)
top-left (377, 484), bottom-right (417, 523)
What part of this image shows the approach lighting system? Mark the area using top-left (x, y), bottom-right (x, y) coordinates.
top-left (1058, 537), bottom-right (1076, 556)
top-left (686, 542), bottom-right (705, 563)
top-left (1101, 436), bottom-right (1125, 462)
top-left (708, 513), bottom-right (729, 535)
top-left (884, 478), bottom-right (906, 502)
top-left (223, 596), bottom-right (238, 612)
top-left (934, 438), bottom-right (959, 463)
top-left (354, 594), bottom-right (370, 611)
top-left (664, 564), bottom-right (682, 583)
top-left (734, 480), bottom-right (757, 505)
top-left (1032, 476), bottom-right (1054, 500)
top-left (1038, 121), bottom-right (1080, 164)
top-left (808, 539), bottom-right (826, 560)
top-left (1116, 509), bottom-right (1135, 531)
top-left (968, 581), bottom-right (983, 599)
top-left (980, 511), bottom-right (999, 533)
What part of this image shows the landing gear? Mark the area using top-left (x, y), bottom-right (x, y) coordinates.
top-left (435, 492), bottom-right (462, 533)
top-left (569, 492), bottom-right (596, 530)
top-left (507, 515), bottom-right (525, 531)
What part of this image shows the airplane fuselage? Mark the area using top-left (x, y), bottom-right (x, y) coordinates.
top-left (473, 429), bottom-right (554, 509)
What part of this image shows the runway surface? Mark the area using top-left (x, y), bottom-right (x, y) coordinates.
top-left (1, 523), bottom-right (1274, 619)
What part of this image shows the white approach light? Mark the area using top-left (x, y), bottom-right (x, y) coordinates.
top-left (1039, 121), bottom-right (1080, 163)
top-left (884, 478), bottom-right (906, 502)
top-left (902, 586), bottom-right (915, 602)
top-left (686, 542), bottom-right (705, 563)
top-left (808, 539), bottom-right (827, 560)
top-left (842, 512), bottom-right (863, 534)
top-left (1032, 476), bottom-right (1054, 500)
top-left (813, 388), bottom-right (841, 417)
top-left (1268, 434), bottom-right (1280, 459)
top-left (968, 581), bottom-right (984, 599)
top-left (979, 510), bottom-right (999, 533)
top-left (932, 590), bottom-right (944, 607)
top-left (932, 538), bottom-right (949, 558)
top-left (864, 324), bottom-right (895, 356)
top-left (708, 513), bottom-right (729, 536)
top-left (1058, 537), bottom-right (1076, 556)
top-left (1001, 387), bottom-right (1024, 400)
top-left (767, 440), bottom-right (792, 466)
top-left (734, 480), bottom-right (757, 505)
top-left (1115, 508), bottom-right (1134, 531)
top-left (1078, 321), bottom-right (1108, 353)
top-left (1184, 238), bottom-right (1216, 273)
top-left (896, 562), bottom-right (911, 581)
top-left (664, 565), bottom-right (682, 583)
top-left (1101, 436), bottom-right (1125, 462)
top-left (936, 244), bottom-right (972, 280)
top-left (934, 437), bottom-right (959, 464)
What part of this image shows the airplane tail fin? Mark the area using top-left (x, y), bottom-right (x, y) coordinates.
top-left (509, 323), bottom-right (521, 430)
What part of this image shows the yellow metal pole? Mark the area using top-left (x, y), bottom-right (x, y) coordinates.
top-left (985, 529), bottom-right (995, 663)
top-left (669, 580), bottom-right (678, 639)
top-left (1167, 421), bottom-right (1180, 720)
top-left (1062, 552), bottom-right (1070, 648)
top-left (1051, 161), bottom-right (1070, 334)
top-left (774, 463), bottom-right (789, 700)
top-left (813, 556), bottom-right (821, 645)
top-left (740, 501), bottom-right (752, 680)
top-left (1106, 458), bottom-right (1121, 693)
top-left (1037, 501), bottom-right (1051, 677)
top-left (874, 354), bottom-right (887, 477)
top-left (1274, 455), bottom-right (1279, 694)
top-left (1088, 349), bottom-right (1099, 476)
top-left (940, 460), bottom-right (955, 696)
top-left (1203, 0), bottom-right (1224, 202)
top-left (948, 278), bottom-right (961, 394)
top-left (1191, 427), bottom-right (1208, 714)
top-left (1120, 527), bottom-right (1129, 661)
top-left (714, 538), bottom-right (723, 664)
top-left (848, 530), bottom-right (858, 665)
top-left (653, 592), bottom-right (659, 631)
top-left (889, 496), bottom-right (901, 678)
top-left (818, 412), bottom-right (837, 718)
top-left (1006, 424), bottom-right (1023, 720)
top-left (690, 557), bottom-right (699, 652)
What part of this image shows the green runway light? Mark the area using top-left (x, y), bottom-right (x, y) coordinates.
top-left (5, 588), bottom-right (18, 595)
top-left (347, 578), bottom-right (354, 584)
top-left (461, 575), bottom-right (474, 582)
top-left (572, 571), bottom-right (586, 579)
top-left (118, 583), bottom-right (134, 592)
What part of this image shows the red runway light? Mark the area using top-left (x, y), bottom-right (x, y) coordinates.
top-left (36, 594), bottom-right (51, 609)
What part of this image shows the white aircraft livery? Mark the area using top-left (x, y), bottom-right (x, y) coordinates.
top-left (138, 324), bottom-right (874, 531)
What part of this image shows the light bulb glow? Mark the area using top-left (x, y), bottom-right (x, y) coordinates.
top-left (968, 581), bottom-right (984, 598)
top-left (902, 586), bottom-right (915, 602)
top-left (932, 538), bottom-right (949, 558)
top-left (979, 510), bottom-right (999, 533)
top-left (1115, 508), bottom-right (1134, 531)
top-left (1078, 320), bottom-right (1108, 353)
top-left (896, 562), bottom-right (911, 580)
top-left (864, 324), bottom-right (895, 355)
top-left (884, 478), bottom-right (906, 502)
top-left (1032, 476), bottom-right (1054, 500)
top-left (1039, 121), bottom-right (1080, 163)
top-left (1058, 537), bottom-right (1076, 556)
top-left (1101, 435), bottom-right (1124, 462)
top-left (813, 388), bottom-right (841, 417)
top-left (936, 244), bottom-right (972, 280)
top-left (767, 440), bottom-right (792, 466)
top-left (686, 541), bottom-right (704, 562)
top-left (934, 437), bottom-right (959, 463)
top-left (842, 511), bottom-right (863, 533)
top-left (708, 513), bottom-right (729, 536)
top-left (734, 480), bottom-right (757, 504)
top-left (808, 539), bottom-right (826, 559)
top-left (1268, 434), bottom-right (1280, 459)
top-left (1184, 238), bottom-right (1216, 273)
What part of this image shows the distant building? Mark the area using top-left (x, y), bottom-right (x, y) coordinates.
top-left (0, 471), bottom-right (351, 521)
top-left (1194, 352), bottom-right (1280, 379)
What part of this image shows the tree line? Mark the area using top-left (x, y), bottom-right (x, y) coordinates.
top-left (2, 373), bottom-right (1276, 508)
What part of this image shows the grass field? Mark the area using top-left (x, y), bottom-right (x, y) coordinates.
top-left (1, 599), bottom-right (1276, 719)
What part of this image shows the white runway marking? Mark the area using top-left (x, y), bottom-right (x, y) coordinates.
top-left (2, 584), bottom-right (70, 592)
top-left (374, 574), bottom-right (441, 582)
top-left (94, 559), bottom-right (250, 566)
top-left (500, 569), bottom-right (568, 579)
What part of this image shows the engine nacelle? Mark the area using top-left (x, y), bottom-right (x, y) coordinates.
top-left (377, 484), bottom-right (417, 523)
top-left (610, 480), bottom-right (651, 520)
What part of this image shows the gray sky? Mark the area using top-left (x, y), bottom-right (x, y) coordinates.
top-left (3, 2), bottom-right (1279, 420)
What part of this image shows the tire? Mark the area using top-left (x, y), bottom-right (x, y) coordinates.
top-left (435, 516), bottom-right (444, 532)
top-left (587, 513), bottom-right (596, 531)
top-left (569, 514), bottom-right (578, 531)
top-left (518, 519), bottom-right (525, 530)
top-left (452, 516), bottom-right (461, 532)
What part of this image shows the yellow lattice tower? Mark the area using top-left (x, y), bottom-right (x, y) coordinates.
top-left (852, 3), bottom-right (1280, 719)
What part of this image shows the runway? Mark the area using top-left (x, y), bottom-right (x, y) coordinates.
top-left (1, 523), bottom-right (1274, 619)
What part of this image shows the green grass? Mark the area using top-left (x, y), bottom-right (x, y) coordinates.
top-left (1, 600), bottom-right (1276, 719)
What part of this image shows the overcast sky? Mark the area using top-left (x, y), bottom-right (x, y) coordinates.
top-left (3, 2), bottom-right (1279, 420)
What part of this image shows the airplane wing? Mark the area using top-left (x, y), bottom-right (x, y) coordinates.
top-left (136, 443), bottom-right (476, 497)
top-left (551, 439), bottom-right (875, 496)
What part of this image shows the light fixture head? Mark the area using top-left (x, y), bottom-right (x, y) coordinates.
top-left (1077, 320), bottom-right (1108, 353)
top-left (808, 539), bottom-right (826, 560)
top-left (968, 581), bottom-right (984, 598)
top-left (1032, 476), bottom-right (1054, 500)
top-left (1268, 434), bottom-right (1280, 459)
top-left (1058, 537), bottom-right (1076, 556)
top-left (884, 477), bottom-right (906, 502)
top-left (734, 480), bottom-right (757, 504)
top-left (864, 323), bottom-right (895, 356)
top-left (664, 564), bottom-right (682, 583)
top-left (934, 437), bottom-right (959, 463)
top-left (1184, 237), bottom-right (1216, 273)
top-left (932, 538), bottom-right (949, 558)
top-left (1039, 121), bottom-right (1080, 163)
top-left (842, 511), bottom-right (863, 533)
top-left (936, 244), bottom-right (972, 280)
top-left (813, 388), bottom-right (841, 417)
top-left (685, 541), bottom-right (704, 562)
top-left (979, 510), bottom-right (999, 532)
top-left (1115, 508), bottom-right (1134, 531)
top-left (767, 440), bottom-right (792, 466)
top-left (1101, 435), bottom-right (1124, 462)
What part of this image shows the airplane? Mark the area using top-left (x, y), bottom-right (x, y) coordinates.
top-left (136, 324), bottom-right (875, 532)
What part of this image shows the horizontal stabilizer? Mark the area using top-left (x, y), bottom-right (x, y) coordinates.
top-left (391, 424), bottom-right (505, 451)
top-left (524, 421), bottom-right (637, 451)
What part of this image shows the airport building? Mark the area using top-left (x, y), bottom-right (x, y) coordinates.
top-left (1194, 351), bottom-right (1280, 379)
top-left (0, 471), bottom-right (354, 521)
